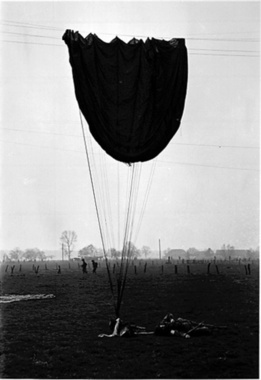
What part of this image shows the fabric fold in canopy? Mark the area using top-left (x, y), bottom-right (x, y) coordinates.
top-left (63, 31), bottom-right (188, 163)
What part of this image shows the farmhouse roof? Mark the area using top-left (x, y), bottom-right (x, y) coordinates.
top-left (167, 249), bottom-right (187, 256)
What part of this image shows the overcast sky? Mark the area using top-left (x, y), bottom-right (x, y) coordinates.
top-left (1, 1), bottom-right (260, 256)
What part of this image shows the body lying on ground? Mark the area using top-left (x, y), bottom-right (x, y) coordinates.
top-left (154, 313), bottom-right (213, 338)
top-left (98, 318), bottom-right (152, 338)
top-left (98, 313), bottom-right (225, 338)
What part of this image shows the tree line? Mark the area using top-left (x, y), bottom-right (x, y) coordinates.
top-left (2, 230), bottom-right (152, 262)
top-left (2, 230), bottom-right (259, 262)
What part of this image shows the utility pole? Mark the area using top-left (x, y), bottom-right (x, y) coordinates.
top-left (159, 239), bottom-right (161, 260)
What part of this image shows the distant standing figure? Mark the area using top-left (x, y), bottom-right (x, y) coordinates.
top-left (92, 260), bottom-right (98, 273)
top-left (81, 259), bottom-right (87, 274)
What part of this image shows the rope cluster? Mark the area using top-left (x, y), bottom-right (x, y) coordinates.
top-left (79, 111), bottom-right (155, 317)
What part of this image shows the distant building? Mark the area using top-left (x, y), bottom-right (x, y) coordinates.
top-left (215, 249), bottom-right (256, 260)
top-left (166, 249), bottom-right (187, 260)
top-left (187, 248), bottom-right (214, 260)
top-left (199, 248), bottom-right (215, 260)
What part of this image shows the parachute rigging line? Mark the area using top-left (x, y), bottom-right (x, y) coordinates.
top-left (79, 110), bottom-right (116, 313)
top-left (97, 150), bottom-right (115, 251)
top-left (79, 111), bottom-right (143, 317)
top-left (133, 160), bottom-right (157, 245)
top-left (116, 163), bottom-right (141, 317)
top-left (87, 127), bottom-right (112, 250)
top-left (117, 162), bottom-right (120, 251)
top-left (116, 163), bottom-right (136, 315)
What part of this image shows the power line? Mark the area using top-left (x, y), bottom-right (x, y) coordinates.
top-left (170, 142), bottom-right (259, 150)
top-left (1, 21), bottom-right (259, 56)
top-left (1, 139), bottom-right (259, 172)
top-left (2, 31), bottom-right (61, 40)
top-left (2, 127), bottom-right (259, 150)
top-left (156, 159), bottom-right (259, 172)
top-left (1, 39), bottom-right (63, 47)
top-left (1, 127), bottom-right (83, 139)
top-left (0, 20), bottom-right (63, 31)
top-left (1, 38), bottom-right (259, 57)
top-left (0, 139), bottom-right (81, 154)
top-left (1, 30), bottom-right (259, 54)
top-left (1, 19), bottom-right (260, 42)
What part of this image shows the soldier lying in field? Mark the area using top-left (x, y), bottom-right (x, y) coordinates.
top-left (98, 313), bottom-right (226, 338)
top-left (98, 317), bottom-right (152, 338)
top-left (154, 313), bottom-right (213, 338)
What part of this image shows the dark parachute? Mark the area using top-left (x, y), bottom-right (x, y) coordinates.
top-left (62, 31), bottom-right (188, 163)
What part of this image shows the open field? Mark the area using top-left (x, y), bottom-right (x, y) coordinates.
top-left (0, 259), bottom-right (259, 379)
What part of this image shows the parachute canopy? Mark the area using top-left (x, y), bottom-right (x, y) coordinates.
top-left (63, 30), bottom-right (188, 163)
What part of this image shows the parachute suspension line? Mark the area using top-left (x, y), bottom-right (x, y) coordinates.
top-left (79, 111), bottom-right (116, 313)
top-left (87, 126), bottom-right (110, 252)
top-left (128, 163), bottom-right (142, 245)
top-left (120, 163), bottom-right (142, 292)
top-left (133, 159), bottom-right (157, 245)
top-left (117, 162), bottom-right (120, 252)
top-left (84, 120), bottom-right (115, 255)
top-left (99, 151), bottom-right (115, 252)
top-left (116, 164), bottom-right (136, 313)
top-left (116, 162), bottom-right (142, 316)
top-left (83, 118), bottom-right (113, 255)
top-left (115, 164), bottom-right (136, 316)
top-left (122, 163), bottom-right (131, 239)
top-left (121, 164), bottom-right (138, 265)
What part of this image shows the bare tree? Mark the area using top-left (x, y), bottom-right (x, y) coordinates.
top-left (2, 251), bottom-right (10, 262)
top-left (22, 248), bottom-right (46, 261)
top-left (141, 245), bottom-right (151, 259)
top-left (60, 231), bottom-right (77, 260)
top-left (78, 244), bottom-right (97, 259)
top-left (9, 247), bottom-right (24, 261)
top-left (124, 241), bottom-right (140, 259)
top-left (108, 248), bottom-right (121, 259)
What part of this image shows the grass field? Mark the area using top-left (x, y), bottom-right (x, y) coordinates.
top-left (0, 259), bottom-right (259, 379)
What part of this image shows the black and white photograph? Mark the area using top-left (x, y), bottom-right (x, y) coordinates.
top-left (0, 1), bottom-right (259, 378)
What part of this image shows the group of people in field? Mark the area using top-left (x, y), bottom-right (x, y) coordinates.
top-left (81, 258), bottom-right (98, 274)
top-left (98, 313), bottom-right (224, 339)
